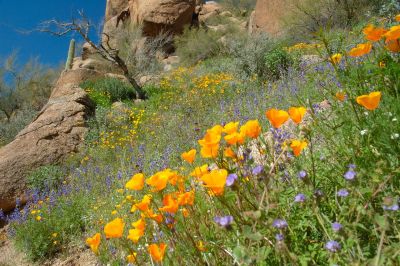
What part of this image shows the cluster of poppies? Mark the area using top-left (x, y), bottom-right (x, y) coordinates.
top-left (330, 14), bottom-right (400, 65)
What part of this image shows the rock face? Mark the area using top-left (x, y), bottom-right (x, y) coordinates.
top-left (105, 0), bottom-right (130, 22)
top-left (132, 0), bottom-right (196, 37)
top-left (103, 0), bottom-right (197, 43)
top-left (198, 1), bottom-right (221, 23)
top-left (0, 69), bottom-right (101, 212)
top-left (250, 0), bottom-right (289, 36)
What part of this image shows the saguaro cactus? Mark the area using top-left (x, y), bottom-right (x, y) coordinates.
top-left (65, 39), bottom-right (76, 70)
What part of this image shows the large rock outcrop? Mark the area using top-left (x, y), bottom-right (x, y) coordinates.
top-left (0, 69), bottom-right (101, 212)
top-left (250, 0), bottom-right (290, 36)
top-left (103, 0), bottom-right (197, 45)
top-left (132, 0), bottom-right (196, 37)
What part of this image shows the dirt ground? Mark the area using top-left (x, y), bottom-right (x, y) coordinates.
top-left (0, 226), bottom-right (99, 266)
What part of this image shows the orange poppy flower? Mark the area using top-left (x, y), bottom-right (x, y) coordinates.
top-left (209, 124), bottom-right (224, 135)
top-left (159, 194), bottom-right (179, 214)
top-left (181, 149), bottom-right (196, 164)
top-left (224, 132), bottom-right (241, 145)
top-left (200, 145), bottom-right (219, 158)
top-left (290, 140), bottom-right (308, 157)
top-left (356, 91), bottom-right (381, 111)
top-left (197, 241), bottom-right (206, 252)
top-left (335, 92), bottom-right (347, 102)
top-left (348, 42), bottom-right (372, 57)
top-left (200, 169), bottom-right (228, 196)
top-left (190, 164), bottom-right (209, 178)
top-left (198, 130), bottom-right (221, 158)
top-left (142, 209), bottom-right (163, 223)
top-left (330, 53), bottom-right (342, 65)
top-left (125, 173), bottom-right (145, 191)
top-left (241, 120), bottom-right (262, 139)
top-left (177, 190), bottom-right (195, 206)
top-left (127, 228), bottom-right (144, 243)
top-left (386, 40), bottom-right (400, 52)
top-left (86, 233), bottom-right (101, 254)
top-left (224, 147), bottom-right (236, 158)
top-left (131, 195), bottom-right (152, 212)
top-left (131, 218), bottom-right (146, 231)
top-left (288, 107), bottom-right (307, 124)
top-left (127, 254), bottom-right (137, 263)
top-left (181, 208), bottom-right (190, 217)
top-left (146, 169), bottom-right (176, 192)
top-left (396, 14), bottom-right (400, 22)
top-left (363, 24), bottom-right (387, 41)
top-left (223, 122), bottom-right (239, 134)
top-left (148, 243), bottom-right (167, 262)
top-left (266, 109), bottom-right (289, 128)
top-left (384, 25), bottom-right (400, 42)
top-left (104, 218), bottom-right (125, 239)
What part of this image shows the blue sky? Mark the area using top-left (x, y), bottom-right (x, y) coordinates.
top-left (0, 0), bottom-right (106, 67)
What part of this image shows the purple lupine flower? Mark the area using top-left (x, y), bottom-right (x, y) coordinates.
top-left (298, 170), bottom-right (307, 180)
top-left (325, 240), bottom-right (341, 253)
top-left (294, 193), bottom-right (306, 203)
top-left (214, 216), bottom-right (234, 227)
top-left (252, 165), bottom-right (264, 176)
top-left (383, 204), bottom-right (399, 211)
top-left (272, 219), bottom-right (288, 229)
top-left (331, 222), bottom-right (342, 232)
top-left (337, 189), bottom-right (349, 197)
top-left (226, 174), bottom-right (238, 187)
top-left (275, 233), bottom-right (284, 241)
top-left (344, 169), bottom-right (356, 180)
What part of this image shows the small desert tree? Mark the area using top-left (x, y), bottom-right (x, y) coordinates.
top-left (0, 54), bottom-right (57, 122)
top-left (38, 11), bottom-right (147, 99)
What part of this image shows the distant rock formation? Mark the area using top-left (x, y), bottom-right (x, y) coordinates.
top-left (103, 0), bottom-right (198, 46)
top-left (249, 0), bottom-right (290, 36)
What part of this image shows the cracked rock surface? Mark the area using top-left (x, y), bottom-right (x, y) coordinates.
top-left (0, 69), bottom-right (99, 212)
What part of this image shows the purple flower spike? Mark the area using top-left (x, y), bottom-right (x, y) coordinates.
top-left (331, 222), bottom-right (342, 232)
top-left (226, 174), bottom-right (238, 187)
top-left (325, 240), bottom-right (341, 253)
top-left (252, 165), bottom-right (264, 176)
top-left (214, 215), bottom-right (234, 227)
top-left (298, 170), bottom-right (307, 180)
top-left (344, 170), bottom-right (356, 180)
top-left (275, 233), bottom-right (284, 241)
top-left (272, 219), bottom-right (288, 229)
top-left (294, 193), bottom-right (306, 203)
top-left (337, 189), bottom-right (349, 197)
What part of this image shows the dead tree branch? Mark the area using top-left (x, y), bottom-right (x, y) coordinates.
top-left (37, 10), bottom-right (147, 99)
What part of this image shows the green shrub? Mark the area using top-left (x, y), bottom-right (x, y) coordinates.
top-left (264, 47), bottom-right (293, 80)
top-left (81, 78), bottom-right (135, 107)
top-left (13, 195), bottom-right (89, 261)
top-left (175, 27), bottom-right (224, 66)
top-left (0, 106), bottom-right (37, 146)
top-left (26, 165), bottom-right (64, 192)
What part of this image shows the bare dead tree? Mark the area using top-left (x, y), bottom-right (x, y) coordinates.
top-left (37, 10), bottom-right (147, 99)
